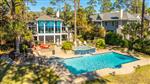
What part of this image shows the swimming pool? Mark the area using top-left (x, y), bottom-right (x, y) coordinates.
top-left (62, 52), bottom-right (138, 75)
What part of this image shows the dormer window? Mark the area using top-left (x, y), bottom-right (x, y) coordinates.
top-left (111, 17), bottom-right (119, 19)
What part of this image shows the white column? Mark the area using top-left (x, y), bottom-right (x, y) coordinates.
top-left (117, 21), bottom-right (123, 34)
top-left (66, 27), bottom-right (69, 40)
top-left (44, 22), bottom-right (46, 44)
top-left (54, 21), bottom-right (56, 44)
top-left (37, 22), bottom-right (39, 41)
top-left (101, 21), bottom-right (103, 27)
top-left (60, 21), bottom-right (62, 45)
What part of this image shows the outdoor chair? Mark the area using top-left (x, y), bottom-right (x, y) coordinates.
top-left (84, 41), bottom-right (87, 45)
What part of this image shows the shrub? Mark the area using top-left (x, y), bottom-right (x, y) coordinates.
top-left (20, 44), bottom-right (28, 53)
top-left (62, 41), bottom-right (73, 50)
top-left (98, 27), bottom-right (106, 38)
top-left (120, 40), bottom-right (129, 48)
top-left (0, 45), bottom-right (9, 51)
top-left (105, 32), bottom-right (123, 46)
top-left (96, 39), bottom-right (105, 49)
top-left (141, 40), bottom-right (150, 55)
top-left (35, 41), bottom-right (39, 45)
top-left (133, 39), bottom-right (150, 55)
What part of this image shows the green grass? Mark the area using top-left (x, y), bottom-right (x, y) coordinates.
top-left (85, 65), bottom-right (150, 84)
top-left (0, 60), bottom-right (59, 84)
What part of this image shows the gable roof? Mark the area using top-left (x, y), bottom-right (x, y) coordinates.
top-left (36, 15), bottom-right (62, 21)
top-left (90, 11), bottom-right (139, 21)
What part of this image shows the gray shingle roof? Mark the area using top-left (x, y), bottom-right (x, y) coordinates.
top-left (90, 12), bottom-right (139, 21)
top-left (144, 15), bottom-right (150, 21)
top-left (36, 15), bottom-right (62, 21)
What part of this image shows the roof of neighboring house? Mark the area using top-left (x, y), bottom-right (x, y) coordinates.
top-left (133, 14), bottom-right (150, 21)
top-left (36, 15), bottom-right (63, 21)
top-left (90, 11), bottom-right (139, 21)
top-left (144, 15), bottom-right (150, 21)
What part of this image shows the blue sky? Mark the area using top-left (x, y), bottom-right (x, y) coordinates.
top-left (28, 0), bottom-right (88, 11)
top-left (28, 0), bottom-right (150, 12)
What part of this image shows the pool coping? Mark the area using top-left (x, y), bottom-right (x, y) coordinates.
top-left (61, 51), bottom-right (140, 74)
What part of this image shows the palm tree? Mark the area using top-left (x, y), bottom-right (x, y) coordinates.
top-left (3, 0), bottom-right (34, 53)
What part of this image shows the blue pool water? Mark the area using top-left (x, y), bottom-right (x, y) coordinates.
top-left (63, 52), bottom-right (138, 75)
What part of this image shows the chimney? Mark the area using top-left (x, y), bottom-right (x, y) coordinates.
top-left (120, 9), bottom-right (123, 19)
top-left (56, 10), bottom-right (60, 18)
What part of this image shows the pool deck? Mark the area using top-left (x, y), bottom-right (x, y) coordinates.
top-left (33, 47), bottom-right (150, 84)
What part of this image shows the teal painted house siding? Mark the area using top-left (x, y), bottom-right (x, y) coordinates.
top-left (38, 20), bottom-right (62, 33)
top-left (38, 21), bottom-right (44, 33)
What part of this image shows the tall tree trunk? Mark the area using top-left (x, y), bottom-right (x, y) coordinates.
top-left (135, 0), bottom-right (138, 13)
top-left (77, 0), bottom-right (80, 9)
top-left (64, 1), bottom-right (66, 26)
top-left (141, 0), bottom-right (145, 48)
top-left (11, 0), bottom-right (15, 20)
top-left (74, 0), bottom-right (77, 47)
top-left (141, 0), bottom-right (145, 39)
top-left (11, 0), bottom-right (20, 53)
top-left (16, 35), bottom-right (20, 53)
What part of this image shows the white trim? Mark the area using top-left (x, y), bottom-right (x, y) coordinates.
top-left (54, 20), bottom-right (56, 43)
top-left (60, 22), bottom-right (62, 44)
top-left (44, 22), bottom-right (46, 44)
top-left (37, 22), bottom-right (39, 41)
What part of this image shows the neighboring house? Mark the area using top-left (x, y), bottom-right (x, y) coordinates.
top-left (28, 15), bottom-right (69, 45)
top-left (90, 10), bottom-right (142, 34)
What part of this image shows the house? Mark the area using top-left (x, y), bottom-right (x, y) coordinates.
top-left (28, 15), bottom-right (69, 45)
top-left (90, 10), bottom-right (141, 34)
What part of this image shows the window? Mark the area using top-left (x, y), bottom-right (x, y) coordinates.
top-left (55, 21), bottom-right (61, 33)
top-left (38, 21), bottom-right (44, 33)
top-left (38, 26), bottom-right (44, 33)
top-left (55, 21), bottom-right (61, 28)
top-left (46, 21), bottom-right (54, 33)
top-left (105, 22), bottom-right (107, 26)
top-left (112, 21), bottom-right (115, 26)
top-left (111, 17), bottom-right (119, 19)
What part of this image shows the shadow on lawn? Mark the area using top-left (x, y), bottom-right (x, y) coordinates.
top-left (9, 64), bottom-right (59, 84)
top-left (80, 71), bottom-right (110, 84)
top-left (65, 64), bottom-right (110, 84)
top-left (0, 60), bottom-right (12, 82)
top-left (0, 54), bottom-right (60, 84)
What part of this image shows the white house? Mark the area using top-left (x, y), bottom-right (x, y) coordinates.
top-left (90, 10), bottom-right (150, 34)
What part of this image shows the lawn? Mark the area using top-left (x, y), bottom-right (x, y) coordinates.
top-left (85, 65), bottom-right (150, 84)
top-left (0, 60), bottom-right (59, 84)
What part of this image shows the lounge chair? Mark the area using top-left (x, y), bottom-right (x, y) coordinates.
top-left (33, 52), bottom-right (39, 57)
top-left (40, 44), bottom-right (50, 49)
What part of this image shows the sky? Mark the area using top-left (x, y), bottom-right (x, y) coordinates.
top-left (28, 0), bottom-right (88, 11)
top-left (28, 0), bottom-right (150, 12)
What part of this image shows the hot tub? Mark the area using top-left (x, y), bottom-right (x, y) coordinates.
top-left (74, 46), bottom-right (96, 55)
